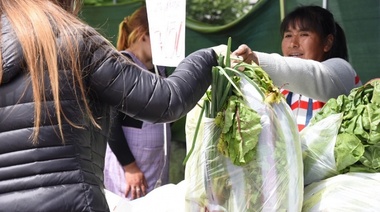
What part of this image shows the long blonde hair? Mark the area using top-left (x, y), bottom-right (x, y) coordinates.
top-left (116, 6), bottom-right (149, 51)
top-left (0, 0), bottom-right (99, 144)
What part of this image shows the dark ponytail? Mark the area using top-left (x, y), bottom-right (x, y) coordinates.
top-left (328, 22), bottom-right (348, 61)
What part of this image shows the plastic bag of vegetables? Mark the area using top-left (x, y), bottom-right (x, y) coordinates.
top-left (184, 38), bottom-right (303, 211)
top-left (301, 113), bottom-right (343, 185)
top-left (302, 172), bottom-right (380, 211)
top-left (301, 78), bottom-right (380, 185)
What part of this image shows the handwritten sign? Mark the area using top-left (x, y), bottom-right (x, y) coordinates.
top-left (146, 0), bottom-right (186, 67)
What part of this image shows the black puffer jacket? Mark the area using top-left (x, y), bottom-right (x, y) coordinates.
top-left (0, 16), bottom-right (217, 211)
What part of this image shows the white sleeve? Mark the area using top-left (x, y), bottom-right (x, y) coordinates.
top-left (255, 52), bottom-right (361, 102)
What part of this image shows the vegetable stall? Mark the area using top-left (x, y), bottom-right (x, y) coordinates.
top-left (300, 78), bottom-right (380, 211)
top-left (184, 39), bottom-right (304, 211)
top-left (105, 41), bottom-right (380, 212)
top-left (184, 39), bottom-right (380, 211)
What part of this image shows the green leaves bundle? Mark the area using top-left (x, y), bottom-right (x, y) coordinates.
top-left (185, 38), bottom-right (303, 211)
top-left (302, 78), bottom-right (380, 184)
top-left (203, 38), bottom-right (282, 166)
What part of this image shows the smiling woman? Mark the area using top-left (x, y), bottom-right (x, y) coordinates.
top-left (232, 5), bottom-right (362, 131)
top-left (281, 23), bottom-right (333, 62)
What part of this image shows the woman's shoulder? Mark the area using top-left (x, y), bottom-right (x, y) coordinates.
top-left (323, 57), bottom-right (362, 87)
top-left (323, 57), bottom-right (350, 64)
top-left (322, 57), bottom-right (356, 73)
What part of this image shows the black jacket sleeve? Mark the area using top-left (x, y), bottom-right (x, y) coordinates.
top-left (107, 109), bottom-right (135, 166)
top-left (87, 35), bottom-right (218, 124)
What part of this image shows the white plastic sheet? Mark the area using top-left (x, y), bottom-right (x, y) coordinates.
top-left (303, 172), bottom-right (380, 211)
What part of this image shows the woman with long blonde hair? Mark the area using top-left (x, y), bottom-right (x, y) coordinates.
top-left (0, 0), bottom-right (220, 211)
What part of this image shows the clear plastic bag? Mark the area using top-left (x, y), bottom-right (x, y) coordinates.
top-left (300, 113), bottom-right (343, 185)
top-left (184, 77), bottom-right (303, 211)
top-left (302, 172), bottom-right (380, 211)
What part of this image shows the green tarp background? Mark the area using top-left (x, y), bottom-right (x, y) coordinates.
top-left (81, 0), bottom-right (380, 140)
top-left (81, 0), bottom-right (379, 85)
top-left (81, 0), bottom-right (380, 183)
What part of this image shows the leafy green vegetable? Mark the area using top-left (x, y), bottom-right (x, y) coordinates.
top-left (334, 133), bottom-right (365, 172)
top-left (309, 78), bottom-right (380, 174)
top-left (216, 95), bottom-right (262, 165)
top-left (186, 38), bottom-right (302, 211)
top-left (202, 37), bottom-right (278, 166)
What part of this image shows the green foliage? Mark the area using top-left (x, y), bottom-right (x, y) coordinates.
top-left (83, 0), bottom-right (255, 26)
top-left (83, 0), bottom-right (135, 6)
top-left (84, 0), bottom-right (104, 6)
top-left (186, 0), bottom-right (254, 25)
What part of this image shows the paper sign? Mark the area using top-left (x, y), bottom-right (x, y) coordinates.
top-left (146, 0), bottom-right (186, 67)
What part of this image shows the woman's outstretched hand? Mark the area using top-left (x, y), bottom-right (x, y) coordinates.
top-left (211, 44), bottom-right (242, 67)
top-left (211, 44), bottom-right (259, 68)
top-left (232, 44), bottom-right (259, 65)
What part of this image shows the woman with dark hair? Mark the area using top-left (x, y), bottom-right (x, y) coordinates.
top-left (234, 5), bottom-right (362, 130)
top-left (279, 5), bottom-right (348, 60)
top-left (0, 0), bottom-right (223, 211)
